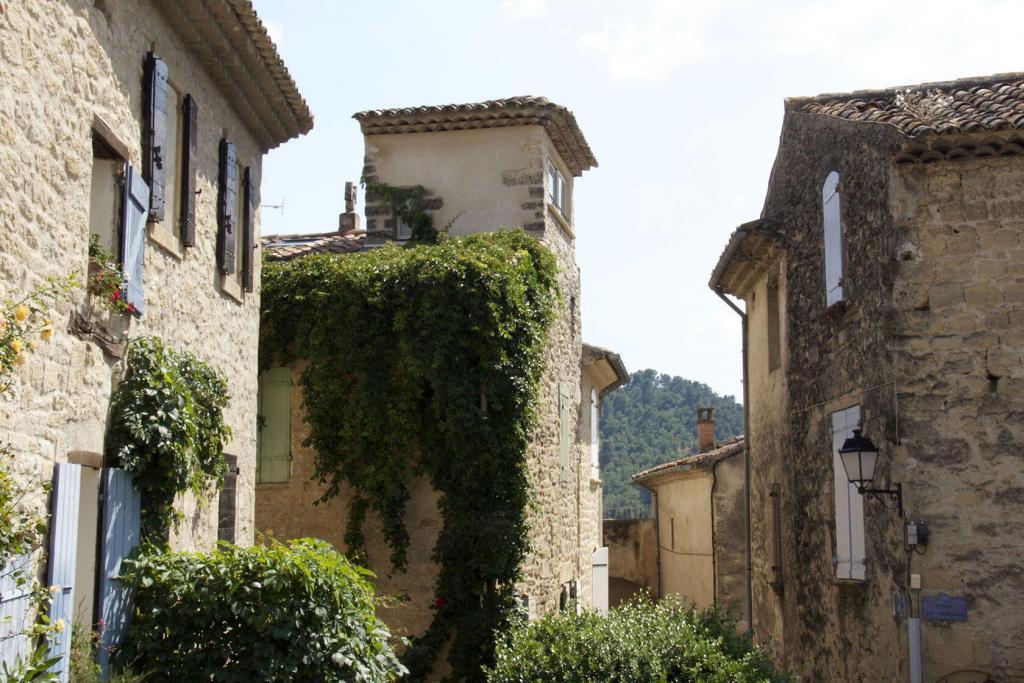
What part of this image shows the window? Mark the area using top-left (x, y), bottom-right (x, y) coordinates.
top-left (218, 454), bottom-right (238, 542)
top-left (831, 405), bottom-right (865, 580)
top-left (590, 389), bottom-right (600, 481)
top-left (767, 275), bottom-right (781, 372)
top-left (560, 382), bottom-right (571, 482)
top-left (396, 214), bottom-right (412, 240)
top-left (257, 367), bottom-right (292, 483)
top-left (822, 171), bottom-right (844, 305)
top-left (547, 160), bottom-right (568, 217)
top-left (769, 483), bottom-right (783, 589)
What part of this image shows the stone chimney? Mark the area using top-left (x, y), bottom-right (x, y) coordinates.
top-left (338, 181), bottom-right (363, 234)
top-left (697, 407), bottom-right (715, 453)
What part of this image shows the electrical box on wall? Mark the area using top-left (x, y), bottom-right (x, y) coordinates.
top-left (907, 520), bottom-right (930, 547)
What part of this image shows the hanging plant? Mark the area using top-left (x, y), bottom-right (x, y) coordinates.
top-left (106, 336), bottom-right (231, 543)
top-left (261, 228), bottom-right (559, 681)
top-left (88, 233), bottom-right (135, 316)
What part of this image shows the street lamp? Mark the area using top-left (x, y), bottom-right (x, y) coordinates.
top-left (839, 428), bottom-right (903, 517)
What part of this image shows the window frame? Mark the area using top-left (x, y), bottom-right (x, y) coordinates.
top-left (547, 159), bottom-right (569, 218)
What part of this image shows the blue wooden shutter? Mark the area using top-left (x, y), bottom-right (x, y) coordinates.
top-left (822, 171), bottom-right (844, 306)
top-left (217, 139), bottom-right (237, 274)
top-left (47, 463), bottom-right (82, 681)
top-left (0, 554), bottom-right (34, 671)
top-left (121, 165), bottom-right (149, 316)
top-left (180, 94), bottom-right (198, 247)
top-left (144, 53), bottom-right (168, 223)
top-left (97, 469), bottom-right (141, 676)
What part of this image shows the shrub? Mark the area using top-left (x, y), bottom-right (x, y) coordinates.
top-left (116, 538), bottom-right (406, 682)
top-left (485, 596), bottom-right (791, 683)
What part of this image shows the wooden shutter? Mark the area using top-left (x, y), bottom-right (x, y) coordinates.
top-left (180, 94), bottom-right (198, 247)
top-left (0, 553), bottom-right (33, 670)
top-left (217, 139), bottom-right (237, 274)
top-left (822, 171), bottom-right (844, 306)
top-left (591, 547), bottom-right (609, 615)
top-left (47, 463), bottom-right (82, 682)
top-left (143, 52), bottom-right (168, 223)
top-left (218, 455), bottom-right (239, 542)
top-left (560, 383), bottom-right (571, 482)
top-left (241, 167), bottom-right (255, 291)
top-left (257, 368), bottom-right (291, 483)
top-left (97, 468), bottom-right (141, 677)
top-left (590, 389), bottom-right (600, 478)
top-left (121, 164), bottom-right (149, 316)
top-left (831, 405), bottom-right (865, 580)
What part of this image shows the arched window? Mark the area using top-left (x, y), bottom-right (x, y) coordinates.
top-left (822, 171), bottom-right (844, 305)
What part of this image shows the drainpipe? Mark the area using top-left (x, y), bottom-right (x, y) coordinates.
top-left (714, 287), bottom-right (753, 636)
top-left (635, 481), bottom-right (661, 598)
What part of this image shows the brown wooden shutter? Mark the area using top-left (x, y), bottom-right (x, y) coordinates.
top-left (143, 52), bottom-right (168, 223)
top-left (217, 138), bottom-right (237, 274)
top-left (241, 167), bottom-right (256, 291)
top-left (179, 94), bottom-right (198, 247)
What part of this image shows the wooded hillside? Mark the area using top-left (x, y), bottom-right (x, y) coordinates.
top-left (600, 369), bottom-right (744, 514)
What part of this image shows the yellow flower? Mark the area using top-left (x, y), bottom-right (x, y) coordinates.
top-left (53, 618), bottom-right (65, 633)
top-left (13, 304), bottom-right (29, 322)
top-left (48, 585), bottom-right (60, 595)
top-left (13, 353), bottom-right (25, 366)
top-left (10, 338), bottom-right (23, 354)
top-left (40, 326), bottom-right (53, 342)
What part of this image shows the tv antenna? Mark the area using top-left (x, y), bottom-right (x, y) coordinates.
top-left (261, 198), bottom-right (285, 213)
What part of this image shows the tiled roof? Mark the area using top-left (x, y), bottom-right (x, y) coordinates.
top-left (788, 73), bottom-right (1024, 138)
top-left (261, 231), bottom-right (364, 261)
top-left (353, 96), bottom-right (597, 176)
top-left (631, 437), bottom-right (744, 485)
top-left (156, 0), bottom-right (313, 149)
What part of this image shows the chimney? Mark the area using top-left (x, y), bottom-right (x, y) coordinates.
top-left (697, 407), bottom-right (715, 453)
top-left (339, 181), bottom-right (363, 234)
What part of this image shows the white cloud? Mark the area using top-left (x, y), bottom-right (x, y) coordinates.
top-left (500, 0), bottom-right (550, 21)
top-left (264, 19), bottom-right (284, 47)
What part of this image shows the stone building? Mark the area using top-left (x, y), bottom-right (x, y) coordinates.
top-left (255, 97), bottom-right (628, 651)
top-left (710, 73), bottom-right (1024, 682)
top-left (0, 0), bottom-right (310, 670)
top-left (604, 409), bottom-right (746, 616)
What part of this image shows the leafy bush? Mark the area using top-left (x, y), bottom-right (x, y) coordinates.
top-left (485, 596), bottom-right (791, 683)
top-left (117, 538), bottom-right (406, 682)
top-left (105, 336), bottom-right (231, 542)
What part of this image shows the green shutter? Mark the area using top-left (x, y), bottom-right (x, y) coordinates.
top-left (257, 367), bottom-right (291, 483)
top-left (560, 383), bottom-right (571, 482)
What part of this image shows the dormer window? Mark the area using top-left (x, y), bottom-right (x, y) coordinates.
top-left (547, 160), bottom-right (568, 217)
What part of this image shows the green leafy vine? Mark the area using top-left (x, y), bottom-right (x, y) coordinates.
top-left (105, 336), bottom-right (231, 543)
top-left (260, 229), bottom-right (559, 680)
top-left (363, 178), bottom-right (440, 243)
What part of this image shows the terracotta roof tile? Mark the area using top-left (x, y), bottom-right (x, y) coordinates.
top-left (788, 72), bottom-right (1024, 139)
top-left (261, 231), bottom-right (364, 261)
top-left (353, 96), bottom-right (597, 176)
top-left (631, 437), bottom-right (745, 485)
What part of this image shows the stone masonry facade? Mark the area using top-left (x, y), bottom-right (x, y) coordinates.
top-left (715, 95), bottom-right (1024, 681)
top-left (0, 0), bottom-right (306, 552)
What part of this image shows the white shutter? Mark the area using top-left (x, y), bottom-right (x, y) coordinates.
top-left (831, 405), bottom-right (864, 580)
top-left (257, 368), bottom-right (292, 483)
top-left (590, 389), bottom-right (600, 480)
top-left (47, 463), bottom-right (82, 682)
top-left (822, 171), bottom-right (844, 306)
top-left (121, 164), bottom-right (149, 316)
top-left (591, 547), bottom-right (609, 615)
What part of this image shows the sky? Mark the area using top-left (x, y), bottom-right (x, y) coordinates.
top-left (251, 0), bottom-right (1024, 400)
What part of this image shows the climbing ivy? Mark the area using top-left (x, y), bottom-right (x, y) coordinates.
top-left (260, 230), bottom-right (559, 680)
top-left (106, 337), bottom-right (231, 543)
top-left (363, 178), bottom-right (440, 243)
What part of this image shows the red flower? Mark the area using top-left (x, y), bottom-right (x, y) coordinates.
top-left (434, 597), bottom-right (445, 608)
top-left (111, 290), bottom-right (121, 301)
top-left (126, 303), bottom-right (136, 314)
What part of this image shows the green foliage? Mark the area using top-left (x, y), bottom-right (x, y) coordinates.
top-left (1, 642), bottom-right (62, 682)
top-left (105, 336), bottom-right (231, 543)
top-left (485, 596), bottom-right (791, 683)
top-left (363, 179), bottom-right (440, 242)
top-left (0, 275), bottom-right (78, 393)
top-left (87, 234), bottom-right (134, 316)
top-left (601, 369), bottom-right (744, 513)
top-left (261, 230), bottom-right (560, 680)
top-left (117, 538), bottom-right (406, 682)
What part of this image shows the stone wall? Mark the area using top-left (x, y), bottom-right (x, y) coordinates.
top-left (741, 108), bottom-right (1024, 681)
top-left (0, 0), bottom-right (266, 551)
top-left (711, 451), bottom-right (746, 618)
top-left (603, 519), bottom-right (657, 607)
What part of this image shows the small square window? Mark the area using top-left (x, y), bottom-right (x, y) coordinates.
top-left (396, 214), bottom-right (412, 241)
top-left (547, 160), bottom-right (569, 217)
